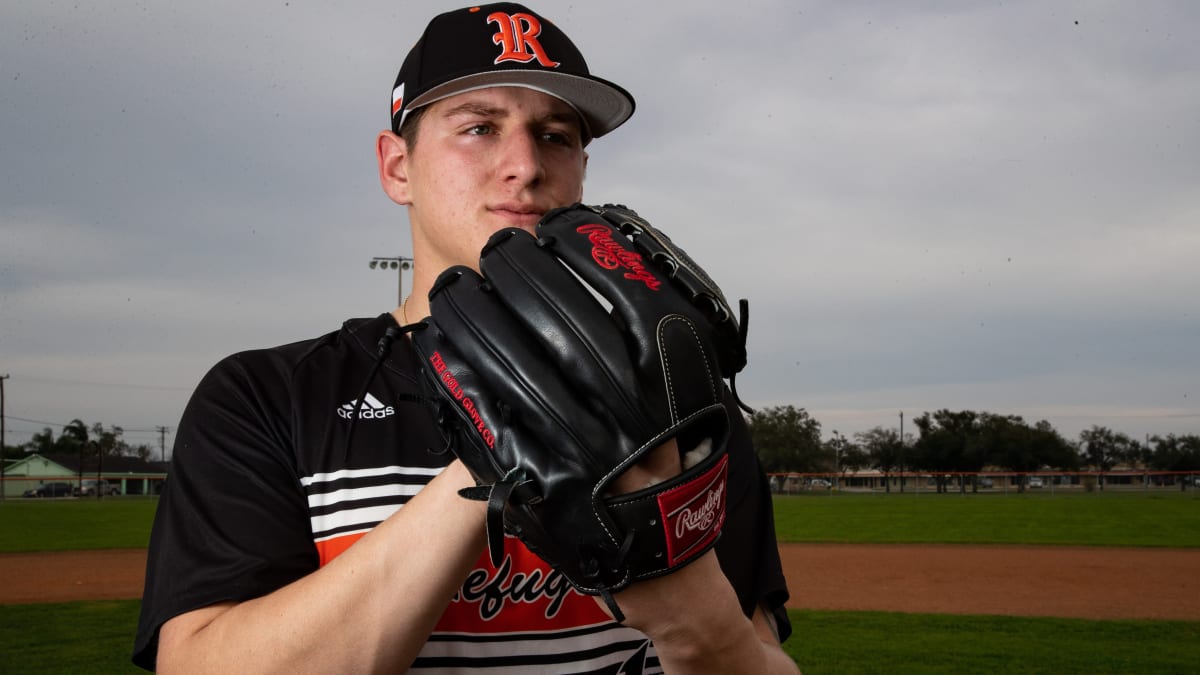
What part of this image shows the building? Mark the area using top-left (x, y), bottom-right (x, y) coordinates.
top-left (2, 453), bottom-right (169, 498)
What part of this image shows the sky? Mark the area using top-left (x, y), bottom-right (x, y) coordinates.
top-left (2, 0), bottom-right (1197, 456)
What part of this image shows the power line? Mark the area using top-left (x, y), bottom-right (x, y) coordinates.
top-left (8, 374), bottom-right (192, 392)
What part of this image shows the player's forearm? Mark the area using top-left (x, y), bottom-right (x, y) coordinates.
top-left (156, 460), bottom-right (485, 674)
top-left (647, 601), bottom-right (799, 675)
top-left (613, 552), bottom-right (800, 674)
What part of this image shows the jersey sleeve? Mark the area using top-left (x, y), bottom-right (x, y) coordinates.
top-left (133, 350), bottom-right (319, 670)
top-left (714, 393), bottom-right (793, 642)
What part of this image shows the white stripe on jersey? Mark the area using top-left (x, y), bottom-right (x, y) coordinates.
top-left (300, 464), bottom-right (444, 486)
top-left (310, 503), bottom-right (404, 540)
top-left (308, 483), bottom-right (425, 509)
top-left (302, 465), bottom-right (445, 539)
top-left (412, 624), bottom-right (660, 674)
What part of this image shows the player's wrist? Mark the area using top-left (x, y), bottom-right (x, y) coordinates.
top-left (623, 555), bottom-right (761, 669)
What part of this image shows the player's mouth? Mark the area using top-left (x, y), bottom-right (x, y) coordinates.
top-left (489, 204), bottom-right (545, 229)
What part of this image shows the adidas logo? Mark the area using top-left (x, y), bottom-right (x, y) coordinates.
top-left (337, 393), bottom-right (396, 420)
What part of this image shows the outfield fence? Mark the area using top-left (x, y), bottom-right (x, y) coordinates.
top-left (769, 470), bottom-right (1200, 495)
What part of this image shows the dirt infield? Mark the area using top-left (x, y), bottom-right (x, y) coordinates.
top-left (2, 544), bottom-right (1198, 621)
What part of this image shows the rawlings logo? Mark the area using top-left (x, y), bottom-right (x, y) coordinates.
top-left (488, 11), bottom-right (560, 67)
top-left (429, 351), bottom-right (495, 449)
top-left (659, 455), bottom-right (728, 567)
top-left (675, 481), bottom-right (725, 539)
top-left (577, 223), bottom-right (662, 291)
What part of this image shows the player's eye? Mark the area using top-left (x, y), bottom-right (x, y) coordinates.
top-left (540, 128), bottom-right (578, 147)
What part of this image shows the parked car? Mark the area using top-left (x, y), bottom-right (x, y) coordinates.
top-left (26, 482), bottom-right (75, 498)
top-left (74, 479), bottom-right (117, 497)
top-left (809, 478), bottom-right (832, 489)
top-left (1027, 476), bottom-right (1044, 488)
top-left (977, 477), bottom-right (994, 488)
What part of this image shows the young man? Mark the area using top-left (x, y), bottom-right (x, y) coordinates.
top-left (135, 4), bottom-right (797, 673)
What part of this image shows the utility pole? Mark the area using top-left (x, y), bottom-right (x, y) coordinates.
top-left (899, 410), bottom-right (905, 494)
top-left (1, 374), bottom-right (9, 502)
top-left (156, 426), bottom-right (170, 463)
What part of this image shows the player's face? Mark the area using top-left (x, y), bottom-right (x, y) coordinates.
top-left (399, 86), bottom-right (588, 275)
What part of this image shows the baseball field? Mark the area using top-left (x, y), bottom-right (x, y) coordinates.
top-left (1, 491), bottom-right (1198, 673)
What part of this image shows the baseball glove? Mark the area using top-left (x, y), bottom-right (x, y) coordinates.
top-left (410, 203), bottom-right (748, 619)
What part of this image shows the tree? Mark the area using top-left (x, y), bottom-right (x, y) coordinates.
top-left (839, 440), bottom-right (871, 477)
top-left (59, 419), bottom-right (89, 454)
top-left (910, 410), bottom-right (993, 493)
top-left (1148, 434), bottom-right (1200, 490)
top-left (1079, 426), bottom-right (1136, 490)
top-left (20, 421), bottom-right (143, 459)
top-left (856, 426), bottom-right (903, 493)
top-left (825, 430), bottom-right (866, 483)
top-left (747, 405), bottom-right (823, 474)
top-left (26, 427), bottom-right (56, 454)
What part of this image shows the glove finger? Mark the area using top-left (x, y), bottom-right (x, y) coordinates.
top-left (601, 206), bottom-right (747, 377)
top-left (479, 229), bottom-right (656, 439)
top-left (535, 209), bottom-right (724, 425)
top-left (424, 265), bottom-right (613, 476)
top-left (536, 208), bottom-right (683, 367)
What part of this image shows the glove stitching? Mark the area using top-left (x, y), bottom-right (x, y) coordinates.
top-left (657, 316), bottom-right (719, 425)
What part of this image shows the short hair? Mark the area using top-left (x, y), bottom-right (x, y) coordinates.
top-left (399, 105), bottom-right (430, 153)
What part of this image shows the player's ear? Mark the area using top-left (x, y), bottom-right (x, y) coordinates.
top-left (377, 130), bottom-right (412, 205)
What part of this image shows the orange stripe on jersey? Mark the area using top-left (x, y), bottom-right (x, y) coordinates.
top-left (316, 532), bottom-right (367, 566)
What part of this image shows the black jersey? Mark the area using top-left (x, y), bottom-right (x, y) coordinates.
top-left (134, 313), bottom-right (790, 672)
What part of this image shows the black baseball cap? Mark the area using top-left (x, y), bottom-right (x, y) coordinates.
top-left (391, 3), bottom-right (635, 142)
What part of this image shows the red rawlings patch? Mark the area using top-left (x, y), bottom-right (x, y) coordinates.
top-left (657, 454), bottom-right (728, 568)
top-left (576, 223), bottom-right (662, 291)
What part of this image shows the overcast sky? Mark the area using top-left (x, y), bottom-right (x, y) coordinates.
top-left (2, 0), bottom-right (1197, 455)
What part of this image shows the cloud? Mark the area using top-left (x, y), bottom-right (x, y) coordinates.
top-left (2, 0), bottom-right (1197, 451)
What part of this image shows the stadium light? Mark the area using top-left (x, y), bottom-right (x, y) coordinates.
top-left (368, 256), bottom-right (414, 307)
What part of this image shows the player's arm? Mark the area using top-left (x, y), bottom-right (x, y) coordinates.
top-left (609, 551), bottom-right (800, 674)
top-left (155, 460), bottom-right (484, 675)
top-left (605, 445), bottom-right (801, 674)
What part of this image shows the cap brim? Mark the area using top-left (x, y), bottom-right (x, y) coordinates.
top-left (406, 69), bottom-right (635, 140)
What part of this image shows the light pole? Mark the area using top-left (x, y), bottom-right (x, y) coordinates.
top-left (368, 256), bottom-right (414, 307)
top-left (1, 374), bottom-right (8, 502)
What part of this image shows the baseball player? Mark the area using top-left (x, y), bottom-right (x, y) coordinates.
top-left (134, 4), bottom-right (797, 673)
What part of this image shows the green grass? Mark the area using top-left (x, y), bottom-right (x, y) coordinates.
top-left (772, 491), bottom-right (1200, 548)
top-left (0, 600), bottom-right (143, 674)
top-left (2, 602), bottom-right (1197, 675)
top-left (0, 499), bottom-right (158, 553)
top-left (783, 609), bottom-right (1200, 674)
top-left (3, 491), bottom-right (1199, 554)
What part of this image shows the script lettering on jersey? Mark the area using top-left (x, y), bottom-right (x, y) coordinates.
top-left (429, 351), bottom-right (496, 449)
top-left (456, 553), bottom-right (575, 621)
top-left (487, 11), bottom-right (560, 67)
top-left (577, 223), bottom-right (662, 291)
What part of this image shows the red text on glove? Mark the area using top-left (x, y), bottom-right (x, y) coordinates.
top-left (577, 224), bottom-right (662, 291)
top-left (429, 351), bottom-right (496, 449)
